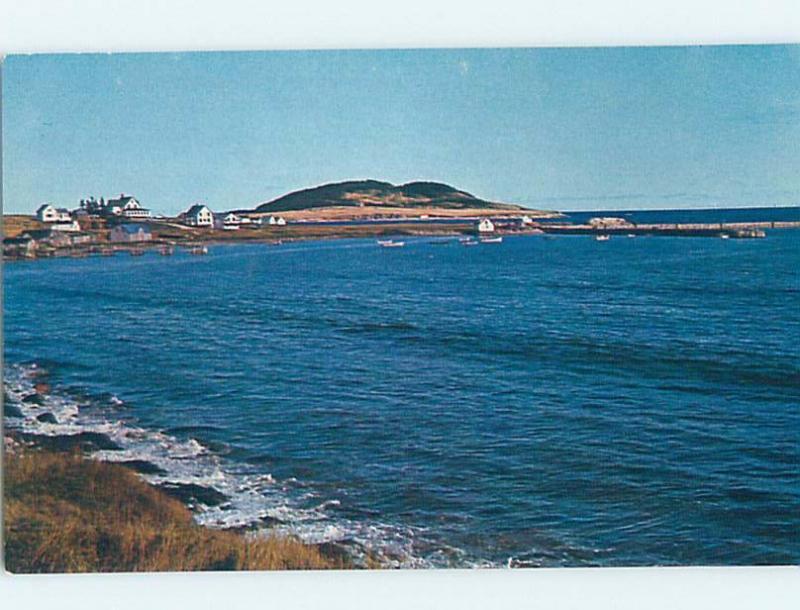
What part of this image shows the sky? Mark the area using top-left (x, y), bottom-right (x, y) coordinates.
top-left (3, 45), bottom-right (800, 215)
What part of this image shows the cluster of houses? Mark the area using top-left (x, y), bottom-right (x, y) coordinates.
top-left (5, 194), bottom-right (291, 258)
top-left (179, 204), bottom-right (286, 230)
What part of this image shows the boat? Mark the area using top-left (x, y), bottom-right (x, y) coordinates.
top-left (461, 239), bottom-right (479, 247)
top-left (627, 233), bottom-right (636, 238)
top-left (719, 233), bottom-right (730, 240)
top-left (189, 245), bottom-right (209, 255)
top-left (159, 246), bottom-right (175, 256)
top-left (479, 236), bottom-right (503, 244)
top-left (595, 234), bottom-right (610, 241)
top-left (377, 239), bottom-right (405, 248)
top-left (129, 249), bottom-right (145, 256)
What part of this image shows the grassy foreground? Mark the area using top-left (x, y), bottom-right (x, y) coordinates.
top-left (3, 448), bottom-right (346, 573)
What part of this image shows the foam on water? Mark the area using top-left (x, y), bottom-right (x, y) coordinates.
top-left (3, 363), bottom-right (474, 568)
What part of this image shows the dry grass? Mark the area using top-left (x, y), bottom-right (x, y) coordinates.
top-left (3, 449), bottom-right (346, 573)
top-left (2, 215), bottom-right (46, 238)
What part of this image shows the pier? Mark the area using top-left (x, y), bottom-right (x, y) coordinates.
top-left (537, 220), bottom-right (800, 238)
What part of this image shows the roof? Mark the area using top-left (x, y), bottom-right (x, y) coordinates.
top-left (36, 203), bottom-right (54, 212)
top-left (185, 204), bottom-right (212, 216)
top-left (114, 223), bottom-right (151, 234)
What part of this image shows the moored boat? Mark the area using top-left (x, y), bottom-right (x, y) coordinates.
top-left (479, 236), bottom-right (503, 244)
top-left (595, 234), bottom-right (610, 241)
top-left (377, 239), bottom-right (405, 248)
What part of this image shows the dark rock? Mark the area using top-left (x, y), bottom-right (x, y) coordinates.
top-left (259, 514), bottom-right (285, 526)
top-left (315, 541), bottom-right (353, 564)
top-left (4, 402), bottom-right (24, 419)
top-left (156, 482), bottom-right (228, 507)
top-left (16, 431), bottom-right (121, 452)
top-left (36, 412), bottom-right (58, 424)
top-left (22, 394), bottom-right (46, 405)
top-left (116, 460), bottom-right (167, 475)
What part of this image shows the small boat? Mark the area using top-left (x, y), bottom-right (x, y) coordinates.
top-left (719, 233), bottom-right (730, 240)
top-left (461, 239), bottom-right (479, 247)
top-left (627, 233), bottom-right (636, 238)
top-left (458, 237), bottom-right (473, 243)
top-left (159, 246), bottom-right (175, 256)
top-left (190, 245), bottom-right (209, 255)
top-left (377, 239), bottom-right (405, 248)
top-left (595, 234), bottom-right (610, 241)
top-left (129, 249), bottom-right (145, 256)
top-left (479, 236), bottom-right (503, 244)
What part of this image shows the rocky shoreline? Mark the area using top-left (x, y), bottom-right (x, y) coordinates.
top-left (3, 377), bottom-right (360, 571)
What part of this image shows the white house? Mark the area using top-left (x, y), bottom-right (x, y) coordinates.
top-left (214, 212), bottom-right (241, 230)
top-left (519, 215), bottom-right (534, 226)
top-left (108, 195), bottom-right (151, 219)
top-left (109, 223), bottom-right (153, 243)
top-left (182, 204), bottom-right (215, 227)
top-left (268, 215), bottom-right (287, 226)
top-left (36, 204), bottom-right (72, 223)
top-left (477, 218), bottom-right (495, 233)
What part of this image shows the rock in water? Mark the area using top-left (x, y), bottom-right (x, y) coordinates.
top-left (22, 394), bottom-right (46, 405)
top-left (36, 412), bottom-right (58, 424)
top-left (116, 460), bottom-right (167, 475)
top-left (156, 482), bottom-right (229, 507)
top-left (16, 431), bottom-right (122, 452)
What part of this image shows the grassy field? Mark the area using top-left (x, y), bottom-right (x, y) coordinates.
top-left (3, 447), bottom-right (347, 573)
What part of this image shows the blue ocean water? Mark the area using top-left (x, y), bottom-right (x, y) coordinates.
top-left (4, 215), bottom-right (800, 567)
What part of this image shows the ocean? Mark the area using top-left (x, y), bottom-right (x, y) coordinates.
top-left (4, 208), bottom-right (800, 567)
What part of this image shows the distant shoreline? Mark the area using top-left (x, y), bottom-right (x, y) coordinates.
top-left (4, 207), bottom-right (800, 262)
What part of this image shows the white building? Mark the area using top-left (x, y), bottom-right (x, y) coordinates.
top-left (107, 195), bottom-right (151, 219)
top-left (520, 215), bottom-right (534, 226)
top-left (221, 212), bottom-right (241, 230)
top-left (268, 215), bottom-right (287, 226)
top-left (477, 218), bottom-right (495, 233)
top-left (182, 204), bottom-right (215, 227)
top-left (36, 204), bottom-right (71, 223)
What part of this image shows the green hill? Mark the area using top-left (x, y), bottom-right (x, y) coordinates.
top-left (251, 180), bottom-right (524, 213)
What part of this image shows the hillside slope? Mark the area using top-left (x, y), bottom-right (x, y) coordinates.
top-left (252, 180), bottom-right (525, 213)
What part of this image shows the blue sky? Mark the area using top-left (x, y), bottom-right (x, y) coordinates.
top-left (3, 45), bottom-right (800, 215)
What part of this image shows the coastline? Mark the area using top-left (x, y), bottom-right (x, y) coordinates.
top-left (3, 371), bottom-right (358, 573)
top-left (5, 206), bottom-right (800, 263)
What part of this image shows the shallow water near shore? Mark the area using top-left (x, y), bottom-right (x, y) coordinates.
top-left (4, 225), bottom-right (800, 567)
